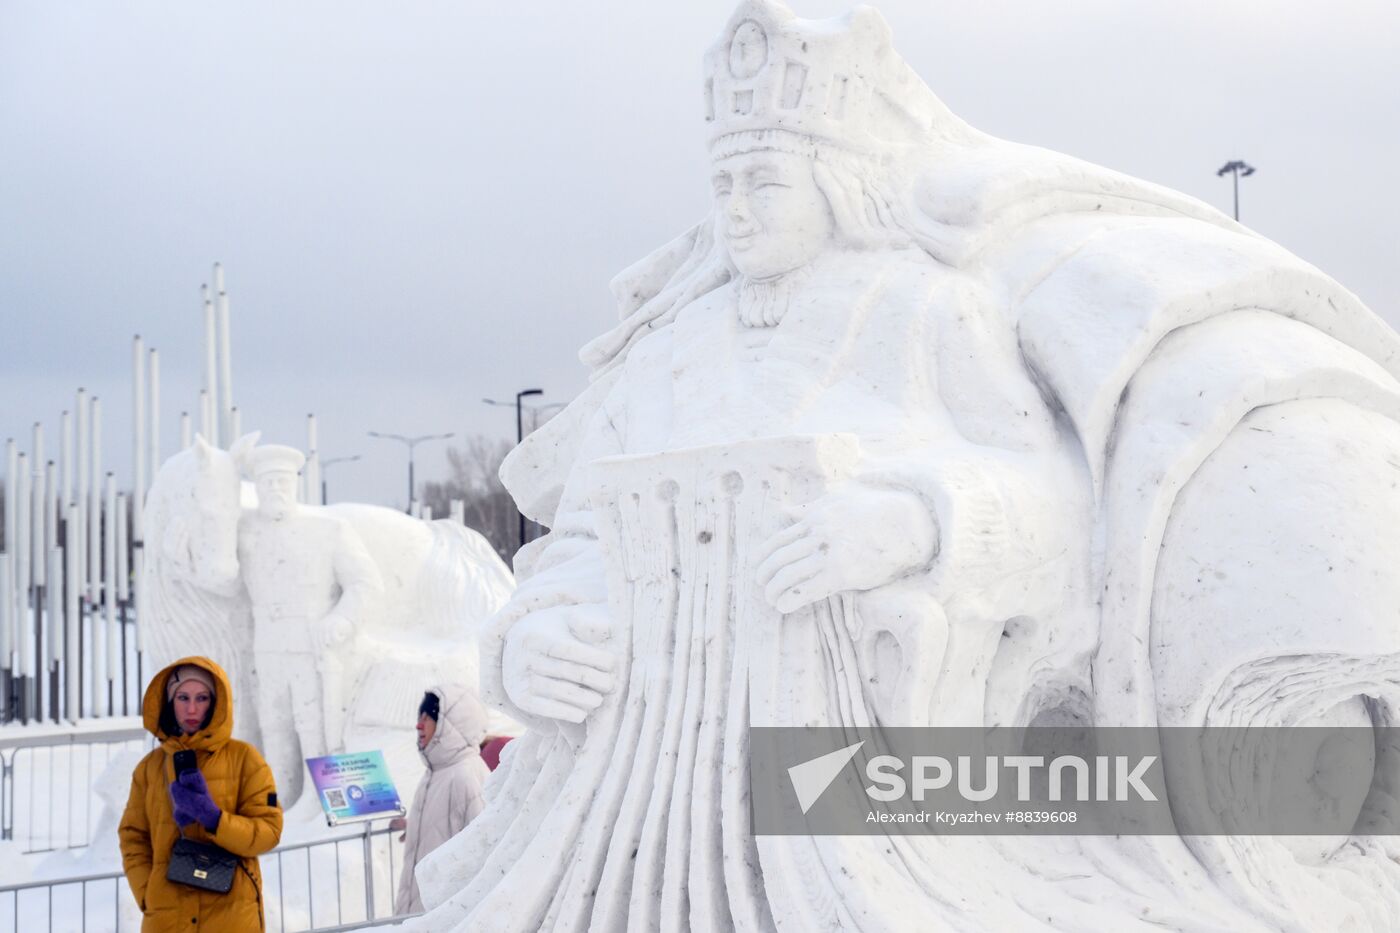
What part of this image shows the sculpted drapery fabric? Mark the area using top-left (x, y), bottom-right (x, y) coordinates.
top-left (410, 2), bottom-right (1400, 931)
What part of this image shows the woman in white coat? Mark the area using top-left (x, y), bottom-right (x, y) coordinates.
top-left (395, 685), bottom-right (490, 915)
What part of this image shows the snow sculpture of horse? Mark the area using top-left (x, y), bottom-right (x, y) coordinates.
top-left (140, 433), bottom-right (515, 778)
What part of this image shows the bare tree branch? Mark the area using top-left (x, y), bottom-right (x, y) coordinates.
top-left (421, 436), bottom-right (517, 562)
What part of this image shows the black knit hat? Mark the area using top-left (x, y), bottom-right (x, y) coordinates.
top-left (418, 692), bottom-right (440, 722)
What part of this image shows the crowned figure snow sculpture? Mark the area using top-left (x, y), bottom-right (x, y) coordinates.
top-left (140, 433), bottom-right (516, 808)
top-left (411, 2), bottom-right (1400, 930)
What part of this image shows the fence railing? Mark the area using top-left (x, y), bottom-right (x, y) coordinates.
top-left (0, 723), bottom-right (149, 853)
top-left (0, 824), bottom-right (414, 932)
top-left (311, 917), bottom-right (418, 932)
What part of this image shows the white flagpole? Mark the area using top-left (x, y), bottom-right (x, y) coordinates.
top-left (0, 554), bottom-right (9, 680)
top-left (132, 335), bottom-right (146, 543)
top-left (90, 494), bottom-right (105, 717)
top-left (0, 555), bottom-right (9, 692)
top-left (305, 414), bottom-right (320, 506)
top-left (30, 426), bottom-right (44, 588)
top-left (116, 491), bottom-right (129, 704)
top-left (76, 389), bottom-right (89, 509)
top-left (148, 348), bottom-right (161, 486)
top-left (45, 460), bottom-right (58, 713)
top-left (59, 411), bottom-right (72, 524)
top-left (88, 397), bottom-right (102, 604)
top-left (46, 461), bottom-right (58, 558)
top-left (180, 411), bottom-right (192, 449)
top-left (105, 477), bottom-right (119, 686)
top-left (216, 264), bottom-right (234, 444)
top-left (15, 455), bottom-right (32, 684)
top-left (116, 492), bottom-right (129, 604)
top-left (199, 390), bottom-right (212, 443)
top-left (131, 339), bottom-right (146, 688)
top-left (203, 286), bottom-right (219, 447)
top-left (46, 546), bottom-right (61, 671)
top-left (27, 455), bottom-right (45, 712)
top-left (133, 545), bottom-right (145, 655)
top-left (74, 392), bottom-right (89, 643)
top-left (3, 438), bottom-right (15, 668)
top-left (65, 502), bottom-right (81, 720)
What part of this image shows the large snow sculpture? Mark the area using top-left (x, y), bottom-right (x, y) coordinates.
top-left (141, 433), bottom-right (516, 806)
top-left (413, 2), bottom-right (1400, 930)
top-left (237, 443), bottom-right (384, 804)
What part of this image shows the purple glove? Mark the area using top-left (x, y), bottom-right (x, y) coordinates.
top-left (169, 769), bottom-right (222, 833)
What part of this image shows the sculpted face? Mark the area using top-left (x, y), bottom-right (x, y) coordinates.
top-left (256, 470), bottom-right (299, 520)
top-left (711, 149), bottom-right (834, 280)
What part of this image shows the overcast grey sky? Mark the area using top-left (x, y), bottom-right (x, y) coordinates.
top-left (2, 0), bottom-right (1397, 508)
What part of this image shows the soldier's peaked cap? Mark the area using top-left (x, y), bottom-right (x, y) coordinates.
top-left (250, 444), bottom-right (305, 476)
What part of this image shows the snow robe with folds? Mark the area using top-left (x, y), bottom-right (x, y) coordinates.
top-left (119, 656), bottom-right (283, 933)
top-left (409, 128), bottom-right (1400, 933)
top-left (396, 684), bottom-right (491, 915)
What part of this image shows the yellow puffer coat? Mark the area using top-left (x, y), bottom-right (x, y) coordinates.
top-left (119, 656), bottom-right (283, 932)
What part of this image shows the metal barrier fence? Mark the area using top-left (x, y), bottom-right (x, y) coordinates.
top-left (312, 920), bottom-right (417, 932)
top-left (0, 724), bottom-right (149, 853)
top-left (0, 824), bottom-right (414, 932)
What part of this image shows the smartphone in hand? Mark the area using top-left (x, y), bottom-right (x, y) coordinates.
top-left (173, 750), bottom-right (197, 776)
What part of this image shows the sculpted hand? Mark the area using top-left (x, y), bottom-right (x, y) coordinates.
top-left (502, 604), bottom-right (617, 724)
top-left (314, 613), bottom-right (353, 654)
top-left (756, 484), bottom-right (936, 614)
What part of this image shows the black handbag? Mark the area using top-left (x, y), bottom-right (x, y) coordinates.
top-left (166, 828), bottom-right (239, 894)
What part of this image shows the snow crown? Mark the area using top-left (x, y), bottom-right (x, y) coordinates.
top-left (703, 0), bottom-right (940, 155)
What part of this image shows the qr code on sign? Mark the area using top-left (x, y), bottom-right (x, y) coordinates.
top-left (323, 788), bottom-right (348, 809)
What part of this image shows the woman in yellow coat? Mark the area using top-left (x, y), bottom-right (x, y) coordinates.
top-left (119, 656), bottom-right (283, 932)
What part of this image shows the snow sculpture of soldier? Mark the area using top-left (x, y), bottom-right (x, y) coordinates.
top-left (409, 2), bottom-right (1400, 930)
top-left (238, 445), bottom-right (384, 807)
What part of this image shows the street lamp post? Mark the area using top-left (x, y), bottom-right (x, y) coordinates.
top-left (514, 389), bottom-right (544, 548)
top-left (526, 401), bottom-right (568, 435)
top-left (1216, 159), bottom-right (1256, 222)
top-left (319, 454), bottom-right (361, 505)
top-left (367, 431), bottom-right (454, 512)
top-left (484, 388), bottom-right (544, 550)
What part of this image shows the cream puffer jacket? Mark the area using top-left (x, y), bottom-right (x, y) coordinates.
top-left (395, 683), bottom-right (490, 915)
